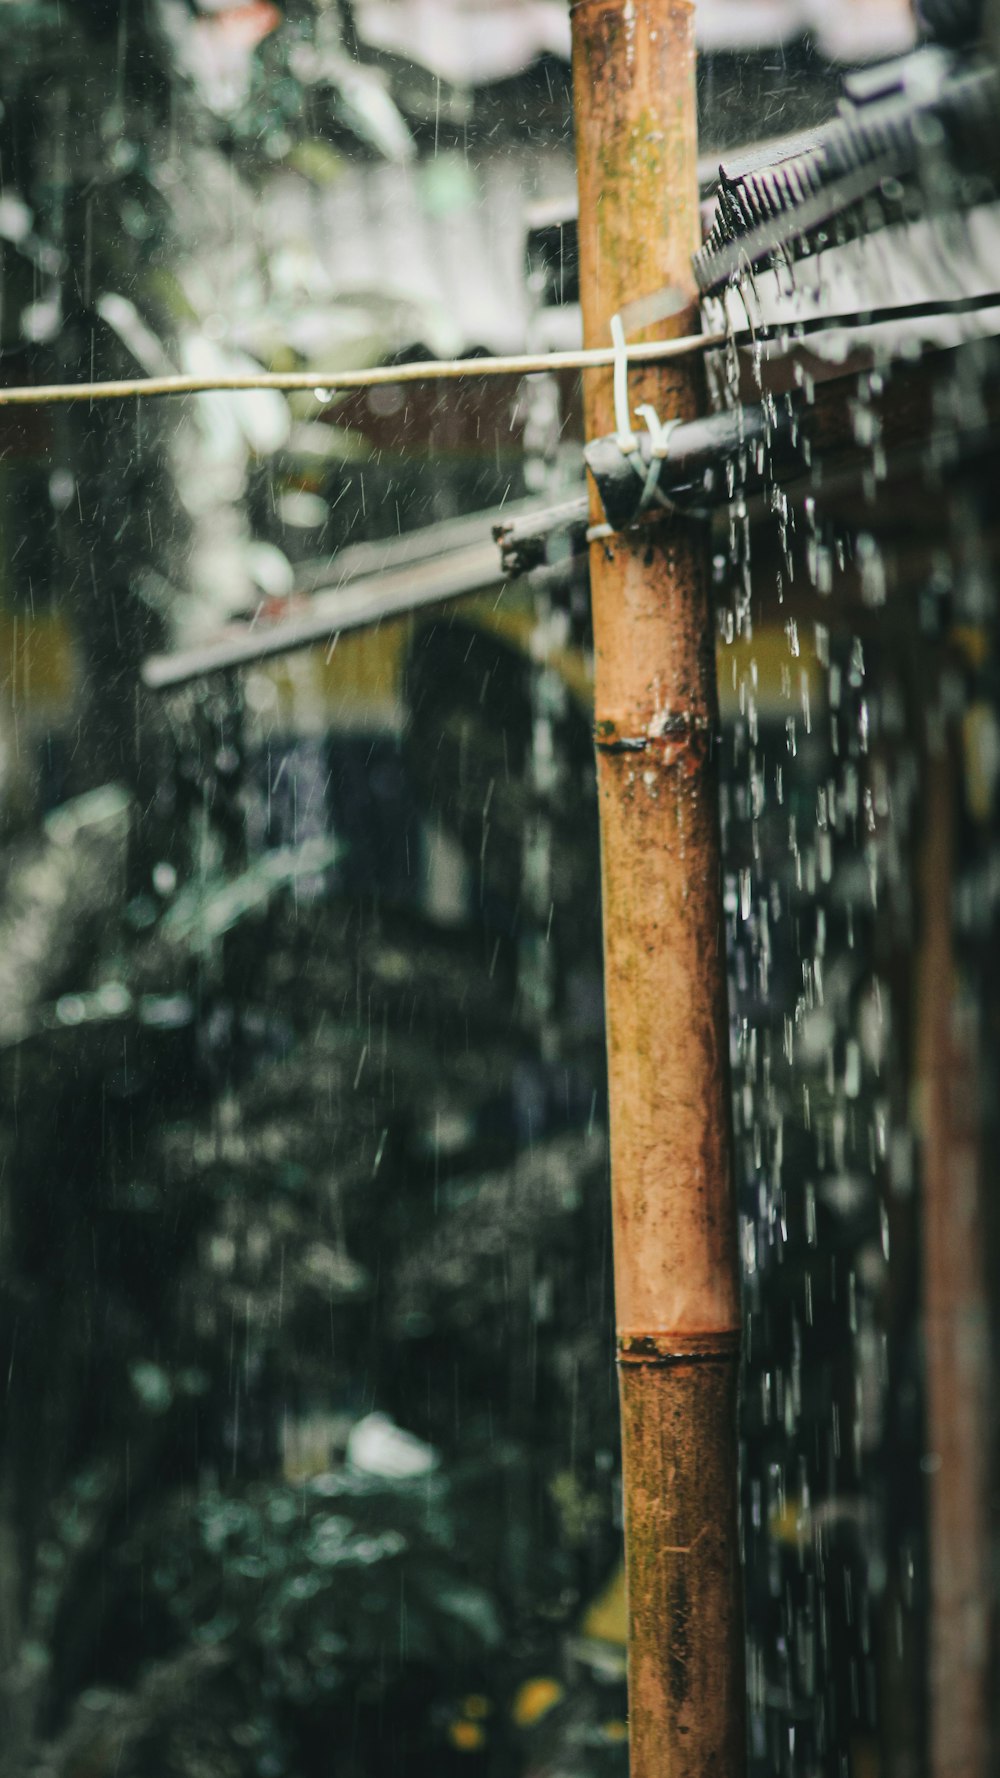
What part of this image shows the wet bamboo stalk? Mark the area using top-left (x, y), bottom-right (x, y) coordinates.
top-left (570, 3), bottom-right (745, 1774)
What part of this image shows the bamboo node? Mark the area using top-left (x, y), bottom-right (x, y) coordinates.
top-left (595, 712), bottom-right (711, 745)
top-left (617, 1330), bottom-right (741, 1366)
top-left (594, 713), bottom-right (716, 770)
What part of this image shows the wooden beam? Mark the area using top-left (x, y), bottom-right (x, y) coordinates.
top-left (916, 742), bottom-right (991, 1778)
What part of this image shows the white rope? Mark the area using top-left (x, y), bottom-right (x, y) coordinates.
top-left (4, 288), bottom-right (1000, 406)
top-left (0, 332), bottom-right (728, 407)
top-left (3, 284), bottom-right (989, 408)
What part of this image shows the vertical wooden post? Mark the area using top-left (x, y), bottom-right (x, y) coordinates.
top-left (916, 745), bottom-right (990, 1778)
top-left (570, 4), bottom-right (746, 1775)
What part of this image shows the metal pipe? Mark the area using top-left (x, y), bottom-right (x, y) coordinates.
top-left (141, 537), bottom-right (506, 691)
top-left (585, 332), bottom-right (1000, 531)
top-left (570, 4), bottom-right (746, 1774)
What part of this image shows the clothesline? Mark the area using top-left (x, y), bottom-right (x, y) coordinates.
top-left (0, 333), bottom-right (726, 406)
top-left (1, 291), bottom-right (998, 405)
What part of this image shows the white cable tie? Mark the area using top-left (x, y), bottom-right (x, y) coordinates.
top-left (610, 314), bottom-right (638, 455)
top-left (634, 404), bottom-right (682, 460)
top-left (586, 521), bottom-right (614, 544)
top-left (629, 406), bottom-right (684, 515)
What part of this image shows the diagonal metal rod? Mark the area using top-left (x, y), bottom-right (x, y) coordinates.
top-left (141, 537), bottom-right (506, 691)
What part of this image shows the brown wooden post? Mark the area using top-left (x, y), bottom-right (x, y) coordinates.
top-left (916, 744), bottom-right (990, 1778)
top-left (570, 3), bottom-right (746, 1774)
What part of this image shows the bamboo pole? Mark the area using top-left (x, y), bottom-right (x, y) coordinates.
top-left (570, 3), bottom-right (746, 1774)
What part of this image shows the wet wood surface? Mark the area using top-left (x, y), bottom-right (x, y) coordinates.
top-left (570, 2), bottom-right (746, 1772)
